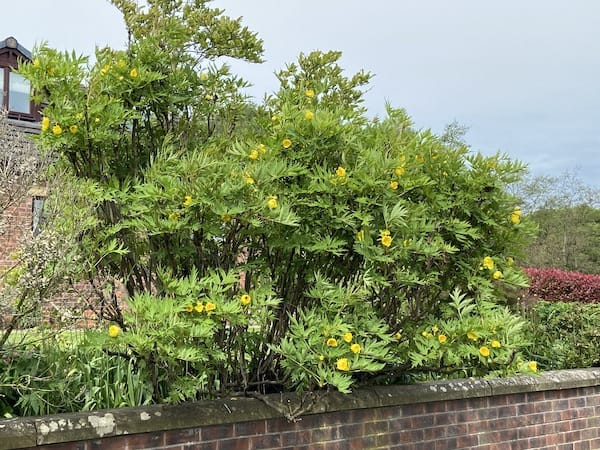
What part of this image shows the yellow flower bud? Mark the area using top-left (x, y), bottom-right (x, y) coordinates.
top-left (108, 324), bottom-right (121, 338)
top-left (267, 196), bottom-right (278, 210)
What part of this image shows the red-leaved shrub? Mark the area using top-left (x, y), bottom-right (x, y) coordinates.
top-left (524, 268), bottom-right (600, 303)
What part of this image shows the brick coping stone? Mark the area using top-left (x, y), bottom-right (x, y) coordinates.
top-left (0, 368), bottom-right (598, 449)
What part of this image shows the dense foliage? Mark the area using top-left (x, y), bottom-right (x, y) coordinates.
top-left (524, 267), bottom-right (600, 303)
top-left (524, 300), bottom-right (600, 370)
top-left (0, 0), bottom-right (546, 416)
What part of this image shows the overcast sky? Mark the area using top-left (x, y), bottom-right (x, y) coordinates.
top-left (7, 1), bottom-right (600, 187)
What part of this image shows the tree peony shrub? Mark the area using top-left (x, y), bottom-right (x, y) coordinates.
top-left (19, 1), bottom-right (537, 401)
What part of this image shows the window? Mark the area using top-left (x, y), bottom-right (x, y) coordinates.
top-left (1, 68), bottom-right (31, 116)
top-left (8, 72), bottom-right (30, 114)
top-left (32, 196), bottom-right (45, 236)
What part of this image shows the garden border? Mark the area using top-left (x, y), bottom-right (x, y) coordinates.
top-left (1, 368), bottom-right (599, 449)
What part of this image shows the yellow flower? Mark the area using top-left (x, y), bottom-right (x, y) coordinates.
top-left (492, 270), bottom-right (503, 280)
top-left (479, 346), bottom-right (490, 357)
top-left (305, 88), bottom-right (315, 98)
top-left (52, 125), bottom-right (63, 135)
top-left (130, 68), bottom-right (138, 78)
top-left (183, 195), bottom-right (193, 207)
top-left (389, 181), bottom-right (399, 190)
top-left (282, 138), bottom-right (292, 148)
top-left (119, 76), bottom-right (124, 81)
top-left (343, 332), bottom-right (353, 343)
top-left (511, 207), bottom-right (522, 224)
top-left (271, 115), bottom-right (279, 123)
top-left (69, 125), bottom-right (78, 134)
top-left (326, 338), bottom-right (338, 347)
top-left (200, 72), bottom-right (209, 81)
top-left (421, 331), bottom-right (428, 337)
top-left (205, 302), bottom-right (216, 312)
top-left (394, 332), bottom-right (402, 340)
top-left (168, 212), bottom-right (179, 222)
top-left (491, 340), bottom-right (502, 348)
top-left (350, 343), bottom-right (361, 354)
top-left (221, 214), bottom-right (232, 222)
top-left (184, 304), bottom-right (194, 313)
top-left (195, 302), bottom-right (204, 313)
top-left (482, 256), bottom-right (495, 270)
top-left (108, 325), bottom-right (121, 338)
top-left (335, 166), bottom-right (347, 178)
top-left (507, 256), bottom-right (514, 265)
top-left (438, 334), bottom-right (447, 344)
top-left (95, 117), bottom-right (100, 123)
top-left (356, 230), bottom-right (365, 241)
top-left (395, 166), bottom-right (405, 176)
top-left (381, 234), bottom-right (393, 248)
top-left (336, 358), bottom-right (350, 371)
top-left (118, 59), bottom-right (126, 68)
top-left (240, 294), bottom-right (251, 306)
top-left (267, 196), bottom-right (278, 210)
top-left (467, 331), bottom-right (478, 341)
top-left (305, 110), bottom-right (314, 120)
top-left (33, 58), bottom-right (40, 68)
top-left (100, 64), bottom-right (110, 75)
top-left (205, 94), bottom-right (213, 101)
top-left (47, 67), bottom-right (55, 75)
top-left (416, 155), bottom-right (425, 164)
top-left (249, 149), bottom-right (260, 160)
top-left (243, 175), bottom-right (255, 185)
top-left (41, 117), bottom-right (50, 132)
top-left (318, 354), bottom-right (325, 362)
top-left (528, 361), bottom-right (538, 372)
top-left (257, 143), bottom-right (267, 154)
top-left (431, 325), bottom-right (439, 333)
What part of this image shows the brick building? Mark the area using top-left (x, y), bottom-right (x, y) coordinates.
top-left (0, 36), bottom-right (44, 273)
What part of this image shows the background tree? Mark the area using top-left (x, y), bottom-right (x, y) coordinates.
top-left (511, 171), bottom-right (600, 273)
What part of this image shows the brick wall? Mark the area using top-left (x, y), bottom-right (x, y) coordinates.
top-left (0, 194), bottom-right (34, 271)
top-left (0, 192), bottom-right (104, 326)
top-left (1, 368), bottom-right (599, 450)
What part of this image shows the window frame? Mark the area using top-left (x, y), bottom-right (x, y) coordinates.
top-left (1, 66), bottom-right (34, 120)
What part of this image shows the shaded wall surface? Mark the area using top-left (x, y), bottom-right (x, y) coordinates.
top-left (1, 368), bottom-right (599, 450)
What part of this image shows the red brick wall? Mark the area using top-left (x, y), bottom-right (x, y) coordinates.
top-left (0, 194), bottom-right (102, 326)
top-left (0, 194), bottom-right (33, 271)
top-left (2, 369), bottom-right (599, 450)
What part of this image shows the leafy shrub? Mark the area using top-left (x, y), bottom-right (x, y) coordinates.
top-left (523, 300), bottom-right (600, 369)
top-left (524, 267), bottom-right (600, 303)
top-left (14, 0), bottom-right (538, 405)
top-left (399, 289), bottom-right (537, 380)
